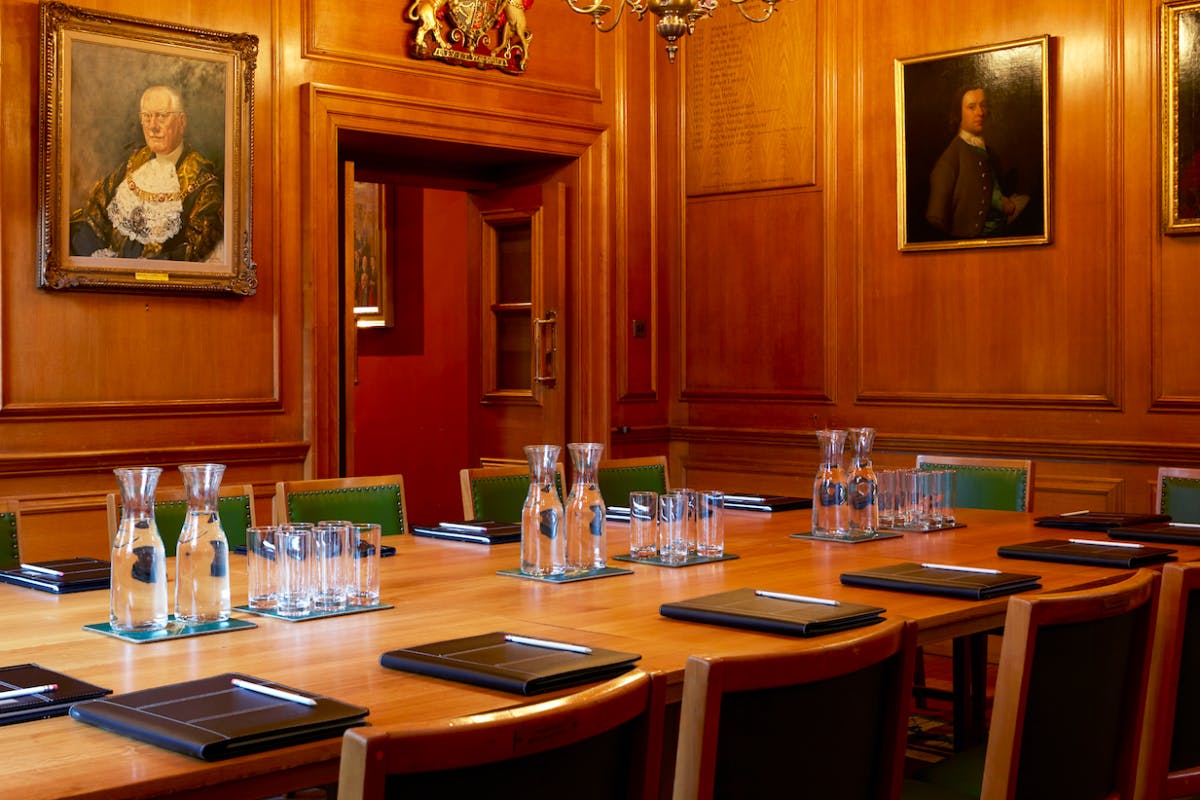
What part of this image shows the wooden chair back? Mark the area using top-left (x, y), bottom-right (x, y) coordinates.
top-left (105, 483), bottom-right (257, 553)
top-left (596, 456), bottom-right (669, 507)
top-left (673, 619), bottom-right (917, 800)
top-left (1135, 562), bottom-right (1200, 799)
top-left (459, 464), bottom-right (566, 523)
top-left (338, 670), bottom-right (666, 800)
top-left (981, 570), bottom-right (1158, 799)
top-left (916, 454), bottom-right (1034, 512)
top-left (273, 474), bottom-right (408, 535)
top-left (1156, 467), bottom-right (1200, 523)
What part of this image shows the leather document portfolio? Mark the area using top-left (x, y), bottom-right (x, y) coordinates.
top-left (997, 538), bottom-right (1176, 568)
top-left (1108, 522), bottom-right (1200, 546)
top-left (69, 672), bottom-right (368, 760)
top-left (839, 562), bottom-right (1041, 600)
top-left (659, 588), bottom-right (885, 636)
top-left (0, 558), bottom-right (110, 594)
top-left (1033, 511), bottom-right (1171, 532)
top-left (411, 521), bottom-right (521, 545)
top-left (0, 664), bottom-right (110, 726)
top-left (380, 631), bottom-right (640, 696)
top-left (723, 494), bottom-right (813, 512)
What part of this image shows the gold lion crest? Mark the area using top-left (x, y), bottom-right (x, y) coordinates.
top-left (407, 0), bottom-right (532, 74)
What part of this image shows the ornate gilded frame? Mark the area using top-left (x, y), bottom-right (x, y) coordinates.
top-left (345, 169), bottom-right (393, 329)
top-left (895, 36), bottom-right (1051, 252)
top-left (1163, 0), bottom-right (1200, 234)
top-left (37, 2), bottom-right (257, 294)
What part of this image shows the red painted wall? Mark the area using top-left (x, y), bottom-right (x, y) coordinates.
top-left (354, 187), bottom-right (470, 526)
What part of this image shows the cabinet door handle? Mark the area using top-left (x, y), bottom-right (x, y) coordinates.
top-left (533, 311), bottom-right (557, 387)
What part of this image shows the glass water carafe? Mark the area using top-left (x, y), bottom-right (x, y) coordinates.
top-left (565, 442), bottom-right (606, 573)
top-left (812, 429), bottom-right (850, 538)
top-left (110, 466), bottom-right (168, 632)
top-left (175, 463), bottom-right (231, 624)
top-left (521, 444), bottom-right (565, 577)
top-left (847, 427), bottom-right (879, 536)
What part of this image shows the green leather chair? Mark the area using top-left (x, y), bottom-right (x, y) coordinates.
top-left (106, 484), bottom-right (257, 554)
top-left (459, 465), bottom-right (566, 524)
top-left (916, 455), bottom-right (1033, 512)
top-left (275, 475), bottom-right (408, 535)
top-left (596, 457), bottom-right (669, 507)
top-left (0, 503), bottom-right (19, 570)
top-left (1158, 468), bottom-right (1200, 524)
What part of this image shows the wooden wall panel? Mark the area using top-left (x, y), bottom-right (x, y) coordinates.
top-left (682, 190), bottom-right (828, 400)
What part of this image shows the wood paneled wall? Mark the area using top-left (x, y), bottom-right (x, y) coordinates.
top-left (661, 0), bottom-right (1200, 515)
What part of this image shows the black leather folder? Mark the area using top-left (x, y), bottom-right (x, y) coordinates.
top-left (380, 631), bottom-right (640, 696)
top-left (659, 588), bottom-right (885, 636)
top-left (1108, 522), bottom-right (1200, 545)
top-left (0, 558), bottom-right (110, 594)
top-left (411, 521), bottom-right (522, 545)
top-left (1033, 511), bottom-right (1171, 532)
top-left (0, 664), bottom-right (110, 726)
top-left (997, 538), bottom-right (1176, 568)
top-left (723, 494), bottom-right (813, 512)
top-left (69, 672), bottom-right (368, 761)
top-left (839, 562), bottom-right (1041, 600)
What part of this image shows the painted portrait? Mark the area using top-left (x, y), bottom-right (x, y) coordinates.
top-left (38, 3), bottom-right (257, 294)
top-left (350, 180), bottom-right (393, 329)
top-left (1164, 1), bottom-right (1200, 233)
top-left (896, 36), bottom-right (1051, 251)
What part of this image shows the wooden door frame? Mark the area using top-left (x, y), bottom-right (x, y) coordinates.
top-left (301, 83), bottom-right (611, 478)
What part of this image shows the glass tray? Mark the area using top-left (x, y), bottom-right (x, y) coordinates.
top-left (496, 566), bottom-right (634, 583)
top-left (233, 602), bottom-right (393, 622)
top-left (84, 615), bottom-right (257, 644)
top-left (612, 552), bottom-right (739, 568)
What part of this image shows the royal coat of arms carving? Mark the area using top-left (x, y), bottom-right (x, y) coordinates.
top-left (406, 0), bottom-right (532, 74)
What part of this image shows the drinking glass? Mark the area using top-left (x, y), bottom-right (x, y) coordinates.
top-left (696, 490), bottom-right (725, 558)
top-left (629, 491), bottom-right (658, 559)
top-left (313, 520), bottom-right (351, 612)
top-left (348, 523), bottom-right (382, 606)
top-left (275, 525), bottom-right (313, 617)
top-left (245, 525), bottom-right (278, 610)
top-left (658, 491), bottom-right (688, 565)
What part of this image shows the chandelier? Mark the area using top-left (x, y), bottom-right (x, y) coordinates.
top-left (564, 0), bottom-right (781, 63)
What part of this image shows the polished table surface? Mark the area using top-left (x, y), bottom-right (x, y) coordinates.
top-left (4, 508), bottom-right (1195, 799)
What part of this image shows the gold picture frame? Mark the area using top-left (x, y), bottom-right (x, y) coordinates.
top-left (344, 167), bottom-right (393, 329)
top-left (895, 36), bottom-right (1051, 252)
top-left (37, 2), bottom-right (258, 294)
top-left (1163, 0), bottom-right (1200, 234)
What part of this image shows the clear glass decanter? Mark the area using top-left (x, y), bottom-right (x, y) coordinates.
top-left (812, 429), bottom-right (850, 538)
top-left (175, 463), bottom-right (231, 624)
top-left (521, 444), bottom-right (565, 577)
top-left (847, 427), bottom-right (880, 537)
top-left (565, 442), bottom-right (606, 573)
top-left (110, 466), bottom-right (168, 632)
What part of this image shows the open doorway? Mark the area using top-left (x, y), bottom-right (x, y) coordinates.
top-left (337, 131), bottom-right (574, 527)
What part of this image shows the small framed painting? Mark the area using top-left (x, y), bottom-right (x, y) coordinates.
top-left (345, 166), bottom-right (393, 329)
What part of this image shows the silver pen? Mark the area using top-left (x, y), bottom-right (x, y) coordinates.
top-left (503, 634), bottom-right (593, 655)
top-left (0, 683), bottom-right (57, 701)
top-left (231, 678), bottom-right (317, 707)
top-left (919, 562), bottom-right (1002, 575)
top-left (1060, 509), bottom-right (1091, 517)
top-left (19, 563), bottom-right (65, 577)
top-left (1068, 538), bottom-right (1144, 549)
top-left (1169, 522), bottom-right (1200, 529)
top-left (754, 589), bottom-right (839, 606)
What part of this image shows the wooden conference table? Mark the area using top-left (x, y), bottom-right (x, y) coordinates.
top-left (4, 508), bottom-right (1195, 799)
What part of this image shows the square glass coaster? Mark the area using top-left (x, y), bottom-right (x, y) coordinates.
top-left (878, 523), bottom-right (967, 534)
top-left (496, 566), bottom-right (634, 583)
top-left (233, 602), bottom-right (393, 622)
top-left (611, 552), bottom-right (740, 568)
top-left (790, 531), bottom-right (904, 544)
top-left (84, 615), bottom-right (257, 643)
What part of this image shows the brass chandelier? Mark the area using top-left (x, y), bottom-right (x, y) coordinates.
top-left (564, 0), bottom-right (781, 63)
